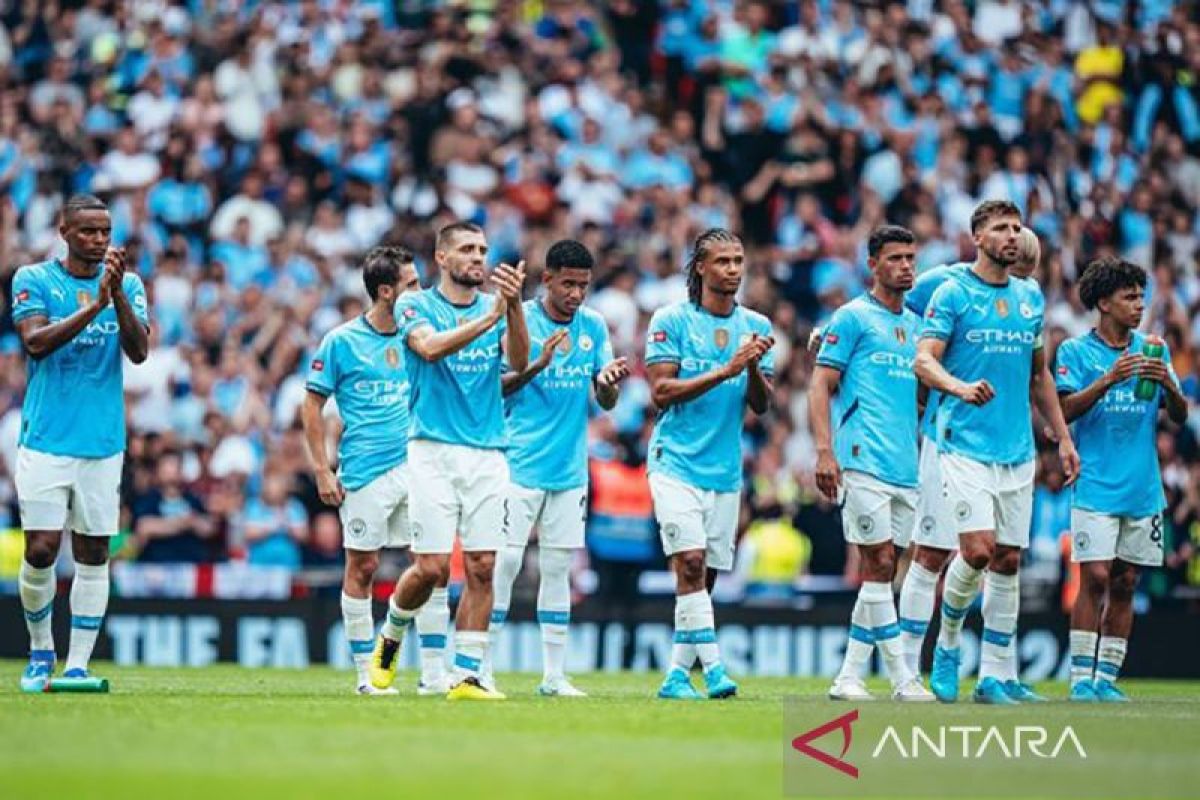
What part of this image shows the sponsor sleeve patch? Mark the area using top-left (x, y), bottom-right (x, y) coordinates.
top-left (311, 359), bottom-right (324, 371)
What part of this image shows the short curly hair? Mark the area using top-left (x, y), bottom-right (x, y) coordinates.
top-left (545, 239), bottom-right (594, 271)
top-left (1077, 256), bottom-right (1146, 311)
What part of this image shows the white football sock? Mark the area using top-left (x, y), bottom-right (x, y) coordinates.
top-left (537, 547), bottom-right (573, 682)
top-left (340, 591), bottom-right (374, 685)
top-left (1096, 636), bottom-right (1127, 684)
top-left (861, 580), bottom-right (912, 688)
top-left (66, 562), bottom-right (109, 673)
top-left (1069, 630), bottom-right (1098, 687)
top-left (979, 570), bottom-right (1019, 682)
top-left (898, 560), bottom-right (938, 676)
top-left (486, 544), bottom-right (525, 677)
top-left (937, 555), bottom-right (983, 649)
top-left (381, 595), bottom-right (415, 641)
top-left (20, 560), bottom-right (56, 653)
top-left (670, 593), bottom-right (697, 673)
top-left (684, 589), bottom-right (721, 672)
top-left (416, 587), bottom-right (450, 684)
top-left (837, 594), bottom-right (875, 681)
top-left (453, 630), bottom-right (488, 682)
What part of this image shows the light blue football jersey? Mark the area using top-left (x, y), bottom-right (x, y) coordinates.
top-left (306, 315), bottom-right (409, 491)
top-left (1055, 330), bottom-right (1177, 518)
top-left (397, 288), bottom-right (507, 450)
top-left (11, 259), bottom-right (149, 458)
top-left (816, 295), bottom-right (922, 488)
top-left (645, 301), bottom-right (775, 493)
top-left (505, 300), bottom-right (614, 491)
top-left (905, 262), bottom-right (969, 440)
top-left (920, 269), bottom-right (1045, 465)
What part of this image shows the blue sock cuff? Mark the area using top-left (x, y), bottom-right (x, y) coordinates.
top-left (536, 610), bottom-right (570, 626)
top-left (71, 615), bottom-right (103, 631)
top-left (941, 601), bottom-right (968, 621)
top-left (1070, 655), bottom-right (1096, 669)
top-left (691, 627), bottom-right (717, 644)
top-left (24, 602), bottom-right (52, 623)
top-left (982, 627), bottom-right (1014, 647)
top-left (349, 639), bottom-right (374, 655)
top-left (420, 634), bottom-right (448, 649)
top-left (454, 653), bottom-right (481, 672)
top-left (899, 617), bottom-right (929, 636)
top-left (1096, 661), bottom-right (1120, 677)
top-left (873, 622), bottom-right (901, 641)
top-left (490, 608), bottom-right (508, 625)
top-left (849, 624), bottom-right (875, 645)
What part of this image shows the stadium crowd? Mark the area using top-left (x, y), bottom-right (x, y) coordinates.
top-left (0, 0), bottom-right (1199, 606)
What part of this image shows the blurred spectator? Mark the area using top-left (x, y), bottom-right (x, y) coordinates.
top-left (131, 451), bottom-right (218, 563)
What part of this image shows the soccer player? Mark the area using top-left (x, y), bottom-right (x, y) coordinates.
top-left (487, 239), bottom-right (629, 697)
top-left (14, 194), bottom-right (150, 692)
top-left (915, 201), bottom-right (1079, 704)
top-left (368, 222), bottom-right (529, 700)
top-left (1056, 257), bottom-right (1187, 702)
top-left (810, 225), bottom-right (934, 702)
top-left (645, 228), bottom-right (774, 700)
top-left (895, 228), bottom-right (1043, 682)
top-left (302, 245), bottom-right (452, 695)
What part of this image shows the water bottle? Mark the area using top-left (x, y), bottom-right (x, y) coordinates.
top-left (1134, 335), bottom-right (1165, 401)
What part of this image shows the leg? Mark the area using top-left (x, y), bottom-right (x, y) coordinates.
top-left (1069, 560), bottom-right (1109, 689)
top-left (487, 486), bottom-right (542, 685)
top-left (340, 549), bottom-right (379, 690)
top-left (855, 541), bottom-right (913, 689)
top-left (898, 545), bottom-right (951, 676)
top-left (668, 548), bottom-right (707, 678)
top-left (415, 568), bottom-right (452, 692)
top-left (536, 546), bottom-right (574, 689)
top-left (980, 545), bottom-right (1021, 685)
top-left (370, 552), bottom-right (448, 690)
top-left (20, 531), bottom-right (63, 686)
top-left (1096, 558), bottom-right (1138, 693)
top-left (65, 532), bottom-right (111, 675)
top-left (452, 550), bottom-right (496, 686)
top-left (929, 530), bottom-right (993, 703)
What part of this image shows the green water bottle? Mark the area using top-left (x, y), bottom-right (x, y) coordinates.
top-left (1134, 335), bottom-right (1165, 401)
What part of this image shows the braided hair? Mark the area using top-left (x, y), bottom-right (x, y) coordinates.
top-left (685, 228), bottom-right (741, 306)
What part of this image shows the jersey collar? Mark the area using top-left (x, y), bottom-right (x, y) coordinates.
top-left (433, 286), bottom-right (480, 309)
top-left (537, 297), bottom-right (575, 327)
top-left (1088, 328), bottom-right (1132, 352)
top-left (359, 313), bottom-right (399, 338)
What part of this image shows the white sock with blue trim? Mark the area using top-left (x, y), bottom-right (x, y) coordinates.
top-left (861, 580), bottom-right (912, 688)
top-left (837, 595), bottom-right (874, 681)
top-left (1069, 630), bottom-right (1098, 687)
top-left (1096, 636), bottom-right (1127, 685)
top-left (898, 561), bottom-right (938, 676)
top-left (685, 589), bottom-right (721, 672)
top-left (341, 592), bottom-right (374, 686)
top-left (670, 593), bottom-right (697, 674)
top-left (20, 560), bottom-right (56, 654)
top-left (381, 596), bottom-right (415, 641)
top-left (485, 544), bottom-right (524, 679)
top-left (416, 587), bottom-right (449, 685)
top-left (937, 555), bottom-right (983, 650)
top-left (453, 630), bottom-right (488, 682)
top-left (980, 570), bottom-right (1018, 682)
top-left (537, 547), bottom-right (573, 682)
top-left (66, 562), bottom-right (109, 673)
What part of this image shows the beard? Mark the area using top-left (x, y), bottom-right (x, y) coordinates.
top-left (448, 265), bottom-right (485, 287)
top-left (983, 243), bottom-right (1018, 268)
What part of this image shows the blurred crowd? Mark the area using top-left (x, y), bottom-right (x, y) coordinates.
top-left (0, 0), bottom-right (1199, 606)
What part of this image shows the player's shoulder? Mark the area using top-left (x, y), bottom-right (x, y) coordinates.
top-left (737, 304), bottom-right (773, 333)
top-left (14, 259), bottom-right (56, 284)
top-left (577, 305), bottom-right (608, 333)
top-left (648, 300), bottom-right (688, 327)
top-left (1014, 275), bottom-right (1045, 301)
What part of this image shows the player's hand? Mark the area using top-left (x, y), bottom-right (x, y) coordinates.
top-left (535, 328), bottom-right (569, 370)
top-left (748, 334), bottom-right (775, 365)
top-left (98, 249), bottom-right (124, 307)
top-left (596, 356), bottom-right (630, 387)
top-left (955, 379), bottom-right (996, 406)
top-left (814, 448), bottom-right (841, 502)
top-left (492, 261), bottom-right (525, 303)
top-left (316, 468), bottom-right (346, 507)
top-left (1105, 352), bottom-right (1141, 387)
top-left (1138, 357), bottom-right (1172, 387)
top-left (1058, 438), bottom-right (1081, 487)
top-left (723, 337), bottom-right (764, 379)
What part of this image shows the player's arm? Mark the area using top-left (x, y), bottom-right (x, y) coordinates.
top-left (594, 357), bottom-right (629, 410)
top-left (745, 348), bottom-right (773, 414)
top-left (1139, 357), bottom-right (1189, 424)
top-left (15, 263), bottom-right (119, 360)
top-left (108, 250), bottom-right (149, 363)
top-left (807, 364), bottom-right (842, 501)
top-left (1031, 347), bottom-right (1079, 485)
top-left (1058, 351), bottom-right (1139, 422)
top-left (300, 389), bottom-right (345, 507)
top-left (499, 263), bottom-right (531, 372)
top-left (913, 338), bottom-right (995, 405)
top-left (502, 328), bottom-right (568, 397)
top-left (407, 297), bottom-right (506, 362)
top-left (647, 335), bottom-right (769, 409)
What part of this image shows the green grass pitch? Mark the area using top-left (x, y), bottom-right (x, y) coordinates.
top-left (1, 661), bottom-right (1198, 800)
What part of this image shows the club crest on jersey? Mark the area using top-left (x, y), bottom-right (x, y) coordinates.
top-left (385, 347), bottom-right (400, 368)
top-left (579, 334), bottom-right (593, 352)
top-left (714, 328), bottom-right (729, 349)
top-left (558, 333), bottom-right (572, 354)
top-left (77, 290), bottom-right (92, 307)
top-left (995, 299), bottom-right (1010, 318)
top-left (1019, 302), bottom-right (1035, 319)
top-left (894, 327), bottom-right (907, 344)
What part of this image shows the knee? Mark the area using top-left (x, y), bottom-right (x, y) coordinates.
top-left (914, 546), bottom-right (949, 574)
top-left (465, 552), bottom-right (496, 586)
top-left (1107, 566), bottom-right (1138, 602)
top-left (24, 534), bottom-right (60, 569)
top-left (988, 547), bottom-right (1021, 575)
top-left (677, 551), bottom-right (706, 586)
top-left (347, 553), bottom-right (380, 587)
top-left (959, 538), bottom-right (994, 570)
top-left (415, 556), bottom-right (451, 587)
top-left (862, 545), bottom-right (896, 580)
top-left (72, 535), bottom-right (109, 566)
top-left (1080, 563), bottom-right (1111, 598)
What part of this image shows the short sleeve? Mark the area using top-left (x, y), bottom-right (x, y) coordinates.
top-left (1028, 285), bottom-right (1045, 349)
top-left (305, 334), bottom-right (339, 396)
top-left (396, 293), bottom-right (431, 342)
top-left (920, 282), bottom-right (962, 341)
top-left (814, 308), bottom-right (861, 371)
top-left (644, 308), bottom-right (680, 366)
top-left (11, 267), bottom-right (48, 323)
top-left (593, 316), bottom-right (614, 372)
top-left (1053, 341), bottom-right (1082, 394)
top-left (123, 273), bottom-right (150, 327)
